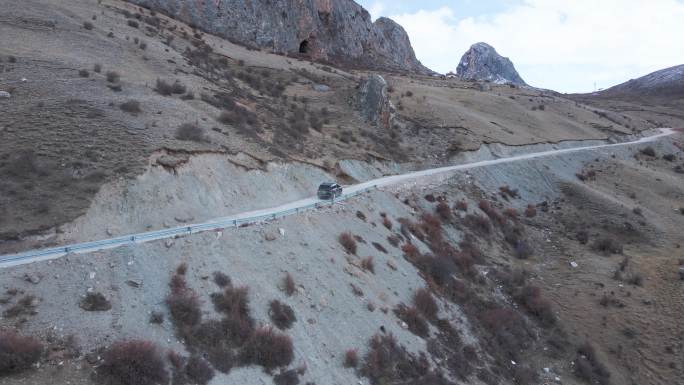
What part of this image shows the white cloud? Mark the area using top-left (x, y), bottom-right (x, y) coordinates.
top-left (389, 0), bottom-right (684, 92)
top-left (367, 2), bottom-right (386, 21)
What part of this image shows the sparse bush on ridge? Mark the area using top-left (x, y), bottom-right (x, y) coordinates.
top-left (524, 204), bottom-right (537, 218)
top-left (83, 21), bottom-right (94, 30)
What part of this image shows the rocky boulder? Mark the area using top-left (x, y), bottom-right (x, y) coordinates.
top-left (456, 42), bottom-right (526, 86)
top-left (129, 0), bottom-right (430, 74)
top-left (359, 75), bottom-right (392, 129)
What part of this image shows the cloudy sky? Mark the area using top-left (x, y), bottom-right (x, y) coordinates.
top-left (357, 0), bottom-right (684, 93)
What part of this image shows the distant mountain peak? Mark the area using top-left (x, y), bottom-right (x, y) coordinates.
top-left (598, 64), bottom-right (684, 98)
top-left (456, 42), bottom-right (526, 86)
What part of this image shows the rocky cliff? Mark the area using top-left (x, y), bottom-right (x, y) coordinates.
top-left (456, 42), bottom-right (526, 85)
top-left (128, 0), bottom-right (430, 73)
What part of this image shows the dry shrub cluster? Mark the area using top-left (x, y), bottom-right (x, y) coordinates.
top-left (175, 123), bottom-right (206, 142)
top-left (514, 286), bottom-right (556, 326)
top-left (155, 78), bottom-right (186, 96)
top-left (0, 330), bottom-right (43, 375)
top-left (361, 256), bottom-right (375, 273)
top-left (97, 340), bottom-right (168, 385)
top-left (591, 237), bottom-right (623, 255)
top-left (574, 343), bottom-right (611, 385)
top-left (165, 267), bottom-right (294, 375)
top-left (268, 300), bottom-right (296, 330)
top-left (394, 304), bottom-right (430, 338)
top-left (360, 334), bottom-right (449, 385)
top-left (339, 232), bottom-right (357, 254)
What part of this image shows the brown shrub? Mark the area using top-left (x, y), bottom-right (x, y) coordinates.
top-left (503, 208), bottom-right (518, 219)
top-left (176, 262), bottom-right (187, 275)
top-left (591, 237), bottom-right (623, 255)
top-left (640, 146), bottom-right (656, 157)
top-left (211, 285), bottom-right (250, 318)
top-left (282, 273), bottom-right (296, 296)
top-left (93, 63), bottom-right (102, 73)
top-left (387, 235), bottom-right (400, 248)
top-left (361, 256), bottom-right (375, 273)
top-left (382, 216), bottom-right (393, 230)
top-left (106, 71), bottom-right (120, 83)
top-left (97, 340), bottom-right (168, 385)
top-left (3, 295), bottom-right (37, 318)
top-left (394, 304), bottom-right (429, 338)
top-left (127, 19), bottom-right (139, 28)
top-left (574, 343), bottom-right (611, 385)
top-left (339, 232), bottom-right (357, 254)
top-left (515, 286), bottom-right (556, 326)
top-left (175, 123), bottom-right (206, 142)
top-left (149, 311), bottom-right (164, 324)
top-left (576, 230), bottom-right (589, 245)
top-left (119, 99), bottom-right (141, 114)
top-left (465, 214), bottom-right (491, 235)
top-left (435, 201), bottom-right (453, 222)
top-left (361, 333), bottom-right (436, 385)
top-left (0, 329), bottom-right (43, 375)
top-left (344, 349), bottom-right (359, 368)
top-left (79, 69), bottom-right (90, 77)
top-left (524, 204), bottom-right (537, 218)
top-left (413, 288), bottom-right (438, 320)
top-left (155, 79), bottom-right (186, 96)
top-left (83, 21), bottom-right (94, 30)
top-left (213, 271), bottom-right (231, 288)
top-left (479, 308), bottom-right (533, 361)
top-left (185, 355), bottom-right (215, 385)
top-left (166, 283), bottom-right (202, 329)
top-left (240, 327), bottom-right (293, 370)
top-left (454, 200), bottom-right (468, 211)
top-left (80, 292), bottom-right (112, 311)
top-left (273, 369), bottom-right (300, 385)
top-left (269, 300), bottom-right (296, 330)
top-left (499, 185), bottom-right (519, 200)
top-left (401, 243), bottom-right (421, 261)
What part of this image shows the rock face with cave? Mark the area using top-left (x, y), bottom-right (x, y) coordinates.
top-left (130, 0), bottom-right (430, 74)
top-left (456, 42), bottom-right (527, 86)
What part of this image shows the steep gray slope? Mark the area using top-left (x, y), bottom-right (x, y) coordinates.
top-left (127, 0), bottom-right (431, 73)
top-left (456, 42), bottom-right (526, 85)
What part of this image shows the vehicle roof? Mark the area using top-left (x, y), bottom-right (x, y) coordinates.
top-left (318, 182), bottom-right (338, 187)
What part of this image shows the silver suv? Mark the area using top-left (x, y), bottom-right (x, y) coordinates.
top-left (317, 182), bottom-right (342, 200)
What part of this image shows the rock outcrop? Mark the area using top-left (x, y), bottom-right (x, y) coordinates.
top-left (129, 0), bottom-right (430, 74)
top-left (456, 42), bottom-right (526, 85)
top-left (358, 74), bottom-right (392, 129)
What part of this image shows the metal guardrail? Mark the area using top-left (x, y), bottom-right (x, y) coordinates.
top-left (0, 185), bottom-right (378, 266)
